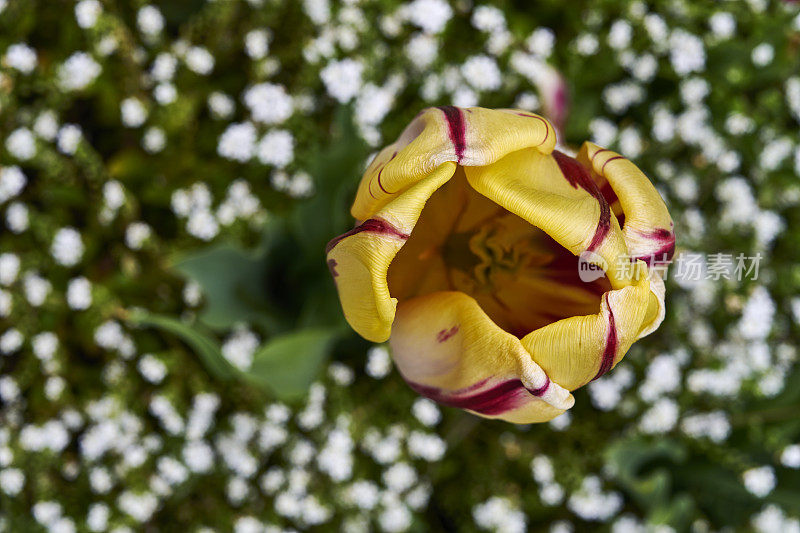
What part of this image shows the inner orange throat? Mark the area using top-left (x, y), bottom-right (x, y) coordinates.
top-left (388, 168), bottom-right (611, 339)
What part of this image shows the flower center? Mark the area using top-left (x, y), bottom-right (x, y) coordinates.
top-left (388, 167), bottom-right (611, 338)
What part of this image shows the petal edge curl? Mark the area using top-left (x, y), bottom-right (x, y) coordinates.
top-left (390, 290), bottom-right (574, 424)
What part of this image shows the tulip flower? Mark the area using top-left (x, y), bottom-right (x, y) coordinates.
top-left (326, 107), bottom-right (674, 423)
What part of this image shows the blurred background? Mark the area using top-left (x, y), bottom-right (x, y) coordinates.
top-left (2, 0), bottom-right (800, 531)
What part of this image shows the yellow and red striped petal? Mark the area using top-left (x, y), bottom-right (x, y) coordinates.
top-left (389, 290), bottom-right (574, 424)
top-left (327, 162), bottom-right (456, 342)
top-left (352, 107), bottom-right (555, 221)
top-left (577, 142), bottom-right (675, 265)
top-left (463, 146), bottom-right (633, 289)
top-left (520, 262), bottom-right (660, 391)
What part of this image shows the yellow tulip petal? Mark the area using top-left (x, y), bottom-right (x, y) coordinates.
top-left (326, 162), bottom-right (456, 342)
top-left (390, 290), bottom-right (574, 424)
top-left (352, 107), bottom-right (556, 221)
top-left (520, 262), bottom-right (656, 391)
top-left (578, 141), bottom-right (675, 264)
top-left (464, 147), bottom-right (632, 289)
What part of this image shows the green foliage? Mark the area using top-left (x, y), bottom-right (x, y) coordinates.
top-left (245, 328), bottom-right (340, 400)
top-left (128, 309), bottom-right (237, 381)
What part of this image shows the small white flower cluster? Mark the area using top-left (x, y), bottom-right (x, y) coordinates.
top-left (171, 183), bottom-right (220, 240)
top-left (531, 455), bottom-right (565, 506)
top-left (473, 496), bottom-right (527, 533)
top-left (221, 327), bottom-right (260, 371)
top-left (566, 475), bottom-right (623, 522)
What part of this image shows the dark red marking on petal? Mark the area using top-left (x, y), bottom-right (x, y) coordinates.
top-left (525, 376), bottom-right (550, 397)
top-left (436, 326), bottom-right (459, 343)
top-left (367, 177), bottom-right (377, 199)
top-left (632, 228), bottom-right (676, 263)
top-left (327, 258), bottom-right (339, 278)
top-left (601, 155), bottom-right (624, 175)
top-left (591, 148), bottom-right (610, 164)
top-left (406, 378), bottom-right (537, 416)
top-left (325, 218), bottom-right (410, 254)
top-left (515, 112), bottom-right (550, 146)
top-left (437, 106), bottom-right (466, 162)
top-left (599, 179), bottom-right (619, 207)
top-left (376, 166), bottom-right (393, 194)
top-left (592, 294), bottom-right (617, 381)
top-left (375, 151), bottom-right (400, 195)
top-left (552, 150), bottom-right (611, 253)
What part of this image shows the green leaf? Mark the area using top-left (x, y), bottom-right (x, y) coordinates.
top-left (244, 328), bottom-right (338, 401)
top-left (173, 226), bottom-right (285, 333)
top-left (605, 437), bottom-right (687, 509)
top-left (128, 310), bottom-right (236, 381)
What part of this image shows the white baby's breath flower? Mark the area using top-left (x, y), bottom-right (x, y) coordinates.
top-left (138, 354), bottom-right (167, 384)
top-left (0, 166), bottom-right (27, 204)
top-left (153, 83), bottom-right (176, 105)
top-left (185, 46), bottom-right (214, 75)
top-left (256, 129), bottom-right (294, 167)
top-left (0, 290), bottom-right (11, 318)
top-left (320, 59), bottom-right (363, 103)
top-left (669, 29), bottom-right (705, 76)
top-left (0, 253), bottom-right (20, 286)
top-left (411, 398), bottom-right (441, 426)
top-left (244, 83), bottom-right (293, 124)
top-left (328, 362), bottom-right (354, 386)
top-left (461, 55), bottom-right (502, 92)
top-left (366, 345), bottom-right (392, 378)
top-left (45, 376), bottom-right (65, 400)
top-left (24, 272), bottom-right (51, 307)
top-left (183, 440), bottom-right (214, 473)
top-left (118, 491), bottom-right (159, 522)
top-left (86, 503), bottom-right (109, 532)
top-left (152, 53), bottom-right (177, 81)
top-left (5, 128), bottom-right (36, 161)
top-left (218, 122), bottom-right (257, 162)
top-left (473, 496), bottom-right (527, 533)
top-left (51, 227), bottom-right (84, 267)
top-left (57, 124), bottom-right (83, 154)
top-left (709, 12), bottom-right (736, 39)
top-left (121, 98), bottom-right (147, 127)
top-left (143, 126), bottom-right (166, 153)
top-left (0, 468), bottom-right (24, 496)
top-left (752, 43), bottom-right (774, 67)
top-left (4, 43), bottom-right (37, 73)
top-left (137, 5), bottom-right (164, 36)
top-left (303, 0), bottom-right (330, 25)
top-left (58, 52), bottom-right (101, 90)
top-left (608, 20), bottom-right (632, 49)
top-left (406, 0), bottom-right (452, 34)
top-left (0, 328), bottom-right (24, 354)
top-left (245, 29), bottom-right (270, 59)
top-left (125, 222), bottom-right (152, 250)
top-left (780, 444), bottom-right (800, 469)
top-left (406, 33), bottom-right (438, 69)
top-left (67, 277), bottom-right (92, 310)
top-left (742, 466), bottom-right (776, 498)
top-left (32, 332), bottom-right (58, 361)
top-left (407, 431), bottom-right (446, 461)
top-left (639, 398), bottom-right (679, 434)
top-left (208, 91), bottom-right (235, 119)
top-left (221, 328), bottom-right (259, 371)
top-left (75, 0), bottom-right (101, 28)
